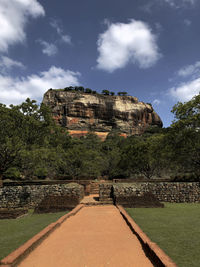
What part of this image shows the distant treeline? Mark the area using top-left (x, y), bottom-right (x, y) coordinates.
top-left (0, 94), bottom-right (200, 182)
top-left (51, 86), bottom-right (128, 96)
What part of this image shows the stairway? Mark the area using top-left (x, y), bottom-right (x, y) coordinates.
top-left (90, 182), bottom-right (100, 194)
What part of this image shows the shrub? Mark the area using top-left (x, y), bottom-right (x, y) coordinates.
top-left (3, 167), bottom-right (21, 180)
top-left (85, 88), bottom-right (92, 94)
top-left (34, 167), bottom-right (48, 179)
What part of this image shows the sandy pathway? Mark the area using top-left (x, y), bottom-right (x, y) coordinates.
top-left (19, 205), bottom-right (153, 267)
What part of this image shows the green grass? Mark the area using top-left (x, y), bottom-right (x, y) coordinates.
top-left (126, 203), bottom-right (200, 267)
top-left (0, 210), bottom-right (68, 260)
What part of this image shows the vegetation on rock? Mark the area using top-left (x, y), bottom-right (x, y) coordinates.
top-left (53, 86), bottom-right (127, 96)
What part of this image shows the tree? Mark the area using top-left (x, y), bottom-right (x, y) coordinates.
top-left (120, 134), bottom-right (166, 179)
top-left (171, 93), bottom-right (200, 128)
top-left (64, 86), bottom-right (74, 91)
top-left (169, 94), bottom-right (200, 175)
top-left (85, 88), bottom-right (92, 94)
top-left (100, 133), bottom-right (125, 178)
top-left (0, 104), bottom-right (25, 178)
top-left (102, 90), bottom-right (110, 95)
top-left (11, 98), bottom-right (54, 147)
top-left (110, 92), bottom-right (115, 96)
top-left (77, 86), bottom-right (84, 92)
top-left (121, 92), bottom-right (128, 96)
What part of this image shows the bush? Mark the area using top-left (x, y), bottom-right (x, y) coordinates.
top-left (170, 173), bottom-right (199, 182)
top-left (34, 167), bottom-right (48, 179)
top-left (3, 167), bottom-right (21, 180)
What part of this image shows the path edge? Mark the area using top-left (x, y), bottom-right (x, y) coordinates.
top-left (117, 205), bottom-right (178, 267)
top-left (0, 204), bottom-right (84, 267)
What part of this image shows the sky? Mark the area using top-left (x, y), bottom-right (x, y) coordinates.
top-left (0, 0), bottom-right (200, 127)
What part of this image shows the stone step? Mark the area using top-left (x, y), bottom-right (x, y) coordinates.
top-left (90, 185), bottom-right (100, 194)
top-left (100, 198), bottom-right (113, 204)
top-left (90, 189), bottom-right (99, 193)
top-left (100, 201), bottom-right (113, 205)
top-left (90, 186), bottom-right (99, 190)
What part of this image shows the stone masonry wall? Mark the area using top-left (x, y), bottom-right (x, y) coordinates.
top-left (100, 182), bottom-right (200, 203)
top-left (99, 183), bottom-right (113, 201)
top-left (0, 183), bottom-right (84, 209)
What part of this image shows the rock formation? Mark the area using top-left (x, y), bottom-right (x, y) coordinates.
top-left (43, 89), bottom-right (163, 139)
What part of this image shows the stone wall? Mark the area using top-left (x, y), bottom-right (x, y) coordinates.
top-left (100, 182), bottom-right (200, 203)
top-left (144, 182), bottom-right (200, 203)
top-left (0, 183), bottom-right (84, 209)
top-left (99, 183), bottom-right (113, 201)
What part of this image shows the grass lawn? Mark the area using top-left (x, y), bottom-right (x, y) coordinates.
top-left (0, 210), bottom-right (68, 260)
top-left (126, 203), bottom-right (200, 267)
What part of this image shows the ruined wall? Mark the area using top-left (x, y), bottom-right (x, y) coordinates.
top-left (0, 183), bottom-right (84, 208)
top-left (99, 183), bottom-right (113, 202)
top-left (100, 182), bottom-right (200, 203)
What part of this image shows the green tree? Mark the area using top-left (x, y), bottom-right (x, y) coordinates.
top-left (85, 88), bottom-right (92, 94)
top-left (0, 104), bottom-right (25, 178)
top-left (120, 134), bottom-right (166, 179)
top-left (102, 90), bottom-right (110, 95)
top-left (11, 98), bottom-right (53, 147)
top-left (171, 94), bottom-right (200, 128)
top-left (120, 92), bottom-right (128, 96)
top-left (168, 94), bottom-right (200, 175)
top-left (101, 133), bottom-right (125, 178)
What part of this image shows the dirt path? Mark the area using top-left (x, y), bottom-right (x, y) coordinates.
top-left (19, 205), bottom-right (153, 267)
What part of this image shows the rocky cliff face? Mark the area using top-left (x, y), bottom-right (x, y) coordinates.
top-left (43, 89), bottom-right (163, 139)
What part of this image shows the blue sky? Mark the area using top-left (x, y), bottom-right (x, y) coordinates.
top-left (0, 0), bottom-right (200, 127)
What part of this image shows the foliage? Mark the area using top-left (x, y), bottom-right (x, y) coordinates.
top-left (171, 94), bottom-right (200, 128)
top-left (118, 92), bottom-right (128, 96)
top-left (55, 87), bottom-right (129, 97)
top-left (34, 167), bottom-right (48, 179)
top-left (85, 88), bottom-right (92, 94)
top-left (102, 89), bottom-right (110, 95)
top-left (3, 167), bottom-right (21, 180)
top-left (170, 94), bottom-right (200, 175)
top-left (0, 94), bottom-right (200, 180)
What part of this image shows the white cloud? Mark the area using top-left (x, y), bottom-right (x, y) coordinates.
top-left (0, 66), bottom-right (80, 105)
top-left (50, 19), bottom-right (71, 44)
top-left (177, 61), bottom-right (200, 77)
top-left (61, 35), bottom-right (71, 44)
top-left (38, 40), bottom-right (58, 56)
top-left (96, 20), bottom-right (160, 72)
top-left (153, 99), bottom-right (161, 105)
top-left (183, 19), bottom-right (192, 26)
top-left (142, 0), bottom-right (197, 12)
top-left (0, 0), bottom-right (45, 52)
top-left (170, 78), bottom-right (200, 102)
top-left (163, 0), bottom-right (196, 8)
top-left (0, 56), bottom-right (25, 72)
